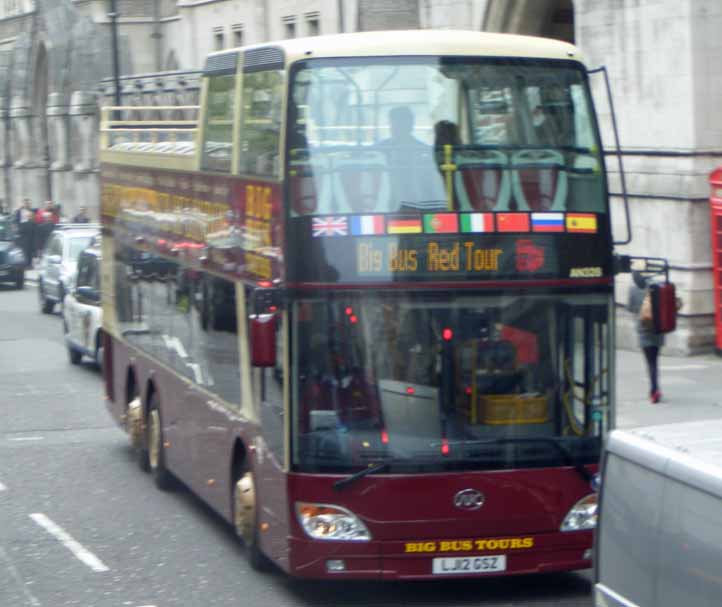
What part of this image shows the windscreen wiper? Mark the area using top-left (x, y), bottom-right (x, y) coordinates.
top-left (333, 461), bottom-right (391, 492)
top-left (461, 437), bottom-right (594, 484)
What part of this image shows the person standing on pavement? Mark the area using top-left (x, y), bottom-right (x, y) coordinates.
top-left (34, 200), bottom-right (59, 255)
top-left (627, 271), bottom-right (664, 403)
top-left (14, 198), bottom-right (36, 268)
top-left (72, 206), bottom-right (90, 223)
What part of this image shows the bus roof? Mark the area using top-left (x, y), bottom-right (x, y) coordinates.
top-left (206, 30), bottom-right (583, 67)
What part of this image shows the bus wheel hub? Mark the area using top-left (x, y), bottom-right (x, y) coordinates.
top-left (126, 397), bottom-right (143, 449)
top-left (234, 473), bottom-right (255, 544)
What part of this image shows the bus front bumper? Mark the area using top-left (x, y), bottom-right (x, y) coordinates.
top-left (287, 531), bottom-right (592, 580)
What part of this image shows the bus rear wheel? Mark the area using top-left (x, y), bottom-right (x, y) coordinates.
top-left (233, 471), bottom-right (272, 571)
top-left (147, 399), bottom-right (175, 491)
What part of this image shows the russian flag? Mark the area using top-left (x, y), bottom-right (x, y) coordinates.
top-left (531, 212), bottom-right (564, 232)
top-left (351, 215), bottom-right (385, 236)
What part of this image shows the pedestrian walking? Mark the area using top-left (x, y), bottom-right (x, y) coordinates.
top-left (34, 200), bottom-right (59, 255)
top-left (14, 198), bottom-right (36, 268)
top-left (627, 271), bottom-right (664, 403)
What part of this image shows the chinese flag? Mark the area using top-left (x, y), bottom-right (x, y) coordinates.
top-left (496, 213), bottom-right (530, 232)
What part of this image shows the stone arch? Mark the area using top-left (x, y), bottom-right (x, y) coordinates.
top-left (483, 0), bottom-right (574, 43)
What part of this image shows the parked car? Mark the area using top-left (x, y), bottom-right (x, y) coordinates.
top-left (37, 223), bottom-right (99, 313)
top-left (62, 238), bottom-right (103, 367)
top-left (0, 214), bottom-right (26, 289)
top-left (594, 419), bottom-right (722, 607)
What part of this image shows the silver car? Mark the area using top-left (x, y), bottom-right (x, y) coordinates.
top-left (37, 224), bottom-right (99, 313)
top-left (595, 420), bottom-right (722, 607)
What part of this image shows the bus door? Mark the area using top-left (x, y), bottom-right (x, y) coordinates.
top-left (247, 286), bottom-right (289, 564)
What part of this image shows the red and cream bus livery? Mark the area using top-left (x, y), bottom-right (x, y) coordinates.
top-left (100, 30), bottom-right (612, 579)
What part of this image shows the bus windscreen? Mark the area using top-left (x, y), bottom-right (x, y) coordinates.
top-left (287, 57), bottom-right (605, 217)
top-left (292, 291), bottom-right (608, 474)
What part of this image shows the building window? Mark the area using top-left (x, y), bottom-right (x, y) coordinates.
top-left (213, 27), bottom-right (225, 51)
top-left (305, 12), bottom-right (320, 37)
top-left (233, 24), bottom-right (244, 48)
top-left (282, 16), bottom-right (296, 39)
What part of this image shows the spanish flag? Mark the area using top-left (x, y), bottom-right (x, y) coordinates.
top-left (566, 213), bottom-right (597, 233)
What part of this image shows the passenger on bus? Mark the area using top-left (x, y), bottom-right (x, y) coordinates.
top-left (377, 106), bottom-right (446, 212)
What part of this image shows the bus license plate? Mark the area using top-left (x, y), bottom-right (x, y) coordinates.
top-left (432, 555), bottom-right (506, 575)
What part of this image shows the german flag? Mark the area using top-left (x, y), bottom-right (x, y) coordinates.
top-left (566, 213), bottom-right (597, 233)
top-left (387, 218), bottom-right (423, 234)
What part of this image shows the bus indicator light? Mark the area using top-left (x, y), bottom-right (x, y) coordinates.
top-left (442, 328), bottom-right (453, 341)
top-left (406, 386), bottom-right (415, 395)
top-left (349, 315), bottom-right (358, 324)
top-left (381, 430), bottom-right (389, 444)
top-left (345, 307), bottom-right (353, 316)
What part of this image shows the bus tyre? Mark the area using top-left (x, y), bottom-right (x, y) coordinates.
top-left (147, 399), bottom-right (175, 491)
top-left (233, 471), bottom-right (272, 571)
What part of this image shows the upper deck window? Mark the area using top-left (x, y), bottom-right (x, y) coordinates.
top-left (287, 57), bottom-right (605, 216)
top-left (201, 73), bottom-right (236, 173)
top-left (238, 69), bottom-right (285, 179)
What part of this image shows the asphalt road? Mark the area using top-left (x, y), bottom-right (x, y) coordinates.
top-left (2, 283), bottom-right (594, 607)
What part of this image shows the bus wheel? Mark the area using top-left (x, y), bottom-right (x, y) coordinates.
top-left (233, 472), bottom-right (272, 571)
top-left (147, 398), bottom-right (175, 491)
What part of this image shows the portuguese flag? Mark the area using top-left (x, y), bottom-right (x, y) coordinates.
top-left (423, 213), bottom-right (459, 234)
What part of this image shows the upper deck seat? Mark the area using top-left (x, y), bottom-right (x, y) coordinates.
top-left (510, 149), bottom-right (568, 211)
top-left (331, 149), bottom-right (390, 214)
top-left (453, 150), bottom-right (511, 211)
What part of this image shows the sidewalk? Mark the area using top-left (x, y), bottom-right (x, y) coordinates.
top-left (616, 348), bottom-right (722, 428)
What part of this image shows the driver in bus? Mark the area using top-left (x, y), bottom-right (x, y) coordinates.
top-left (377, 106), bottom-right (447, 212)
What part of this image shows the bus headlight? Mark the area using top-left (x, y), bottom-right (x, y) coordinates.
top-left (560, 494), bottom-right (598, 532)
top-left (296, 502), bottom-right (371, 541)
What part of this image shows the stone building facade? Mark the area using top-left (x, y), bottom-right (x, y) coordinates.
top-left (0, 0), bottom-right (717, 353)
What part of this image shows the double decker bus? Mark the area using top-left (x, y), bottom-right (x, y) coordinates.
top-left (100, 30), bottom-right (613, 579)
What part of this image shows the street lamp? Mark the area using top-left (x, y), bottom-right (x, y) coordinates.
top-left (108, 0), bottom-right (121, 109)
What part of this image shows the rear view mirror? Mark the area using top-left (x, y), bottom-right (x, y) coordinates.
top-left (651, 282), bottom-right (677, 334)
top-left (250, 314), bottom-right (276, 367)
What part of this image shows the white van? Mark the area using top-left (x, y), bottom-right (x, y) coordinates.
top-left (594, 420), bottom-right (722, 607)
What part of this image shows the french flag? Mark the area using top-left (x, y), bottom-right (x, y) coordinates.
top-left (531, 212), bottom-right (564, 233)
top-left (351, 215), bottom-right (385, 235)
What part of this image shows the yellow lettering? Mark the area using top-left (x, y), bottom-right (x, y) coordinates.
top-left (522, 538), bottom-right (534, 548)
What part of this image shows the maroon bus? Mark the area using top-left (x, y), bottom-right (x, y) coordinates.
top-left (100, 31), bottom-right (612, 579)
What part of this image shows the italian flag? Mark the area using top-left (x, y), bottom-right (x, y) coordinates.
top-left (460, 213), bottom-right (494, 233)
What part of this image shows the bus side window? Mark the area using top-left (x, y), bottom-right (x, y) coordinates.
top-left (201, 73), bottom-right (236, 173)
top-left (238, 69), bottom-right (285, 178)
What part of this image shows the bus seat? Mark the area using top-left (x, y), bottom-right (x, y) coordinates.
top-left (289, 150), bottom-right (331, 215)
top-left (331, 150), bottom-right (390, 213)
top-left (510, 149), bottom-right (567, 211)
top-left (453, 150), bottom-right (511, 211)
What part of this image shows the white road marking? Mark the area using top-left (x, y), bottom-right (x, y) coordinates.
top-left (0, 481), bottom-right (6, 491)
top-left (0, 546), bottom-right (41, 606)
top-left (660, 364), bottom-right (708, 371)
top-left (8, 437), bottom-right (44, 442)
top-left (29, 513), bottom-right (109, 573)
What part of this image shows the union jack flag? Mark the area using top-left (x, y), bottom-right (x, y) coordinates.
top-left (312, 216), bottom-right (348, 237)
